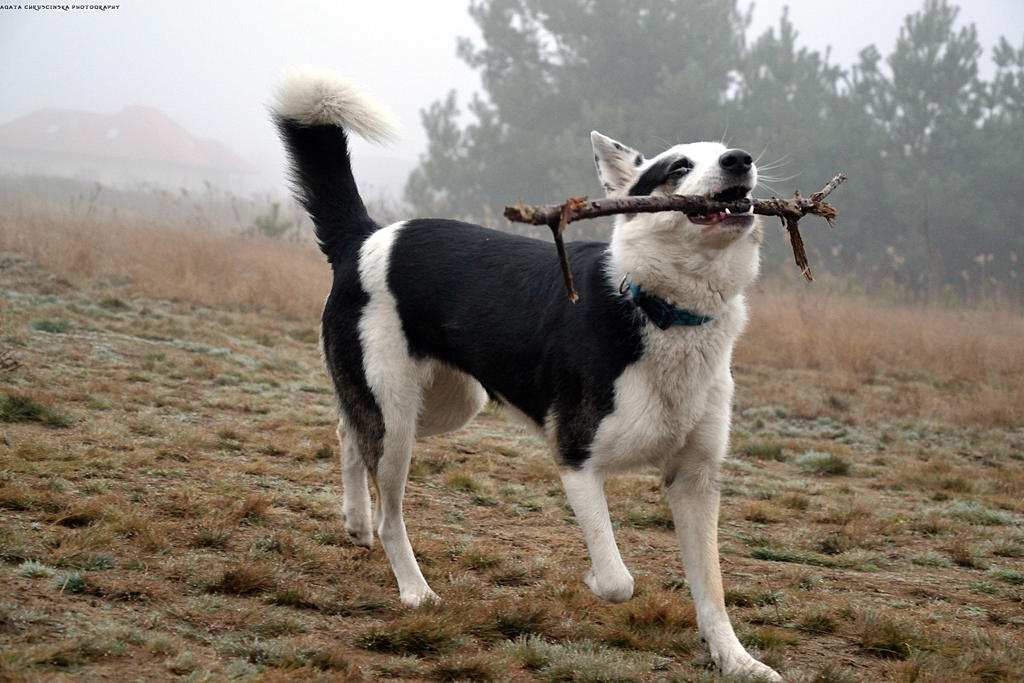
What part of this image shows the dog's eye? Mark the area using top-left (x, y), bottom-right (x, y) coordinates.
top-left (667, 158), bottom-right (692, 178)
top-left (629, 155), bottom-right (693, 196)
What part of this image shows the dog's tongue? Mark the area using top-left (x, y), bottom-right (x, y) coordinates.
top-left (688, 211), bottom-right (727, 225)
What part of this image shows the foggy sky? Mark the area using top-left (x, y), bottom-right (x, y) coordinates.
top-left (1, 0), bottom-right (1021, 199)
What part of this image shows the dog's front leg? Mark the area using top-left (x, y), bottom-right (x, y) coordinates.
top-left (665, 425), bottom-right (782, 681)
top-left (560, 467), bottom-right (634, 602)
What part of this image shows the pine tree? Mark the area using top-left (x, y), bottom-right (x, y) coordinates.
top-left (406, 0), bottom-right (1023, 301)
top-left (405, 0), bottom-right (747, 230)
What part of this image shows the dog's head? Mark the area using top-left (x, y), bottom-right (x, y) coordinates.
top-left (593, 131), bottom-right (762, 307)
top-left (592, 131), bottom-right (760, 239)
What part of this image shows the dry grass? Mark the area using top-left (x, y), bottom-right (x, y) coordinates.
top-left (4, 210), bottom-right (1020, 425)
top-left (741, 287), bottom-right (1023, 380)
top-left (0, 212), bottom-right (326, 321)
top-left (739, 287), bottom-right (1024, 427)
top-left (1, 210), bottom-right (1022, 680)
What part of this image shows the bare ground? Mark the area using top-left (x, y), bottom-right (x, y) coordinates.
top-left (1, 251), bottom-right (1022, 682)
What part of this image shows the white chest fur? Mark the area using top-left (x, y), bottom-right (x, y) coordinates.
top-left (587, 295), bottom-right (747, 473)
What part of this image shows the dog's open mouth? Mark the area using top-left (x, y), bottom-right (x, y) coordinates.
top-left (687, 185), bottom-right (755, 227)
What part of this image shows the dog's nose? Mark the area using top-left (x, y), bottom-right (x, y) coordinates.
top-left (719, 149), bottom-right (753, 175)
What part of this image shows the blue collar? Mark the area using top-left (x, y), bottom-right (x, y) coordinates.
top-left (623, 279), bottom-right (714, 329)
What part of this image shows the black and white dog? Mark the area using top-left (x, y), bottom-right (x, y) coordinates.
top-left (273, 67), bottom-right (780, 681)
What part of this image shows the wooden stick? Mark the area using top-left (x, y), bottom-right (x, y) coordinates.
top-left (505, 174), bottom-right (845, 230)
top-left (551, 197), bottom-right (584, 302)
top-left (505, 173), bottom-right (846, 294)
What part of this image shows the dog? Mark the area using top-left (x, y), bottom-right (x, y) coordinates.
top-left (272, 67), bottom-right (781, 681)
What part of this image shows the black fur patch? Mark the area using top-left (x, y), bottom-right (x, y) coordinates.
top-left (321, 263), bottom-right (385, 472)
top-left (386, 220), bottom-right (645, 467)
top-left (274, 117), bottom-right (376, 263)
top-left (628, 155), bottom-right (692, 196)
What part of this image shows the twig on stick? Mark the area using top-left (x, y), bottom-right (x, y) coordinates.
top-left (505, 173), bottom-right (846, 297)
top-left (551, 197), bottom-right (584, 302)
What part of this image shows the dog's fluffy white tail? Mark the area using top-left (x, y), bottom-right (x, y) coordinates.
top-left (271, 66), bottom-right (401, 144)
top-left (272, 68), bottom-right (396, 263)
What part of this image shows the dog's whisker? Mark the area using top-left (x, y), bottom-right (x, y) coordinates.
top-left (757, 171), bottom-right (800, 187)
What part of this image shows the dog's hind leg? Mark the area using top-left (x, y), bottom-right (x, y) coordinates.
top-left (560, 467), bottom-right (634, 603)
top-left (663, 388), bottom-right (782, 681)
top-left (337, 419), bottom-right (374, 548)
top-left (356, 223), bottom-right (439, 607)
top-left (352, 372), bottom-right (437, 606)
top-left (375, 416), bottom-right (438, 607)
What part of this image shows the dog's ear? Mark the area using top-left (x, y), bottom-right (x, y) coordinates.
top-left (591, 131), bottom-right (643, 196)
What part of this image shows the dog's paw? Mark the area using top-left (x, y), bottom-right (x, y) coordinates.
top-left (399, 585), bottom-right (440, 608)
top-left (584, 568), bottom-right (634, 603)
top-left (347, 527), bottom-right (374, 549)
top-left (715, 650), bottom-right (782, 682)
top-left (343, 512), bottom-right (374, 548)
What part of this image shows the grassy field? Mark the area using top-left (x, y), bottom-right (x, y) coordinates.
top-left (1, 213), bottom-right (1022, 681)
